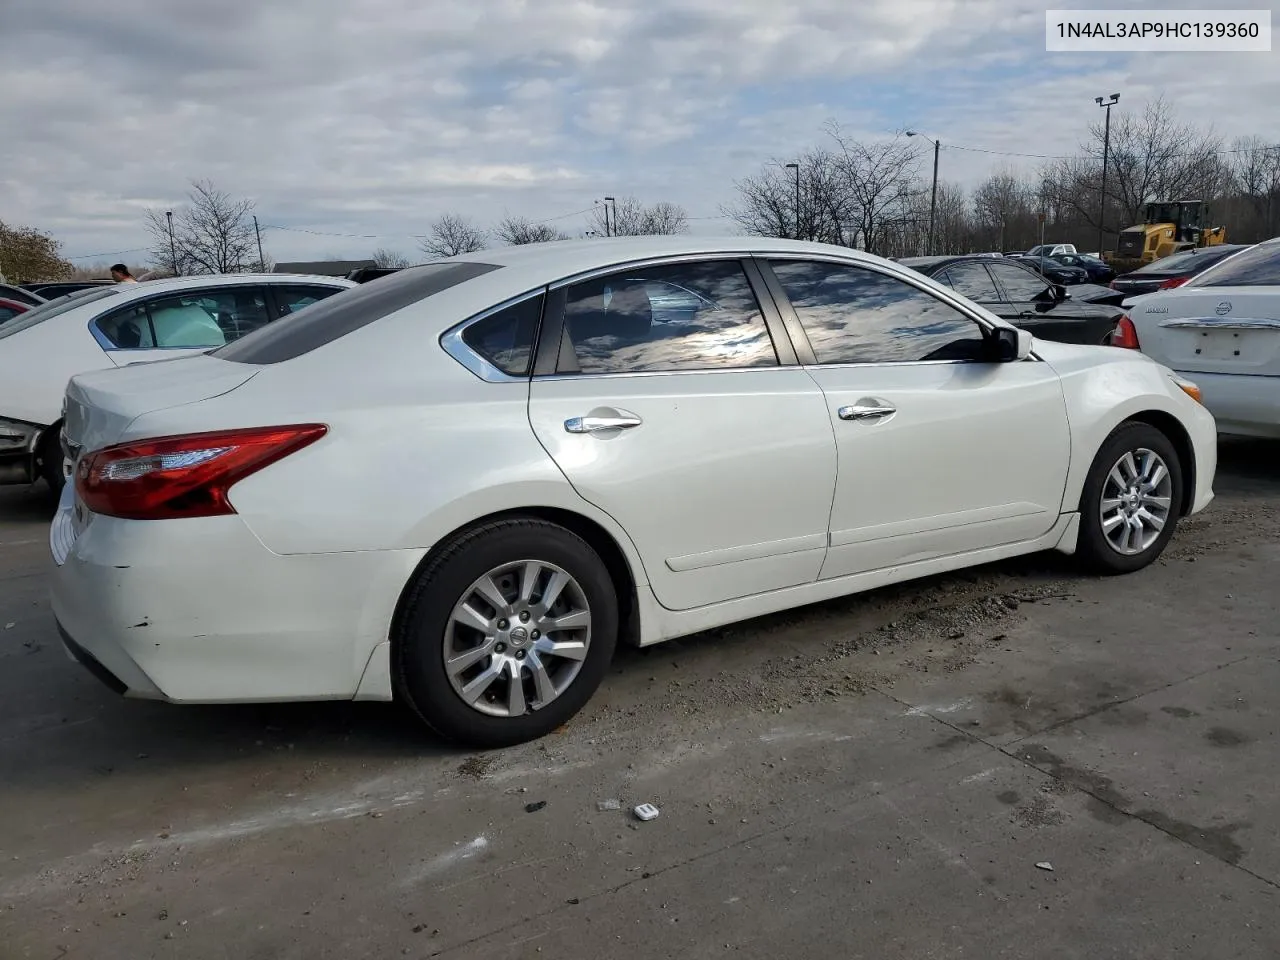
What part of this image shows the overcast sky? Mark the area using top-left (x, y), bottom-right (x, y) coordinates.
top-left (2, 0), bottom-right (1276, 268)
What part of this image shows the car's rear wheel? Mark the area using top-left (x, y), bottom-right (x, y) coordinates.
top-left (36, 427), bottom-right (65, 499)
top-left (393, 518), bottom-right (618, 747)
top-left (1076, 421), bottom-right (1183, 575)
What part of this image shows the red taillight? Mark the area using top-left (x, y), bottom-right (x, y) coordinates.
top-left (1111, 316), bottom-right (1140, 349)
top-left (76, 424), bottom-right (327, 520)
top-left (1157, 276), bottom-right (1189, 290)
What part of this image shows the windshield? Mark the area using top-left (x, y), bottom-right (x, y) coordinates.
top-left (1194, 242), bottom-right (1280, 287)
top-left (0, 286), bottom-right (119, 339)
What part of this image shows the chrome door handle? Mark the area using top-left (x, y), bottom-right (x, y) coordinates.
top-left (564, 415), bottom-right (643, 434)
top-left (838, 404), bottom-right (896, 422)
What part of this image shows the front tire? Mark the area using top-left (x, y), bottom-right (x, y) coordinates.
top-left (393, 518), bottom-right (618, 748)
top-left (1076, 421), bottom-right (1183, 575)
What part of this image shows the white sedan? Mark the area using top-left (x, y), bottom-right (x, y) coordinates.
top-left (0, 274), bottom-right (354, 491)
top-left (49, 237), bottom-right (1217, 747)
top-left (1118, 237), bottom-right (1280, 437)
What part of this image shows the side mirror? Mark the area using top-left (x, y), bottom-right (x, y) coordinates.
top-left (993, 326), bottom-right (1033, 362)
top-left (1052, 283), bottom-right (1070, 301)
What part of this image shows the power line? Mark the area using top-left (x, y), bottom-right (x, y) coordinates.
top-left (64, 245), bottom-right (151, 261)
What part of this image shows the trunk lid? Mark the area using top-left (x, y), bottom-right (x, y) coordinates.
top-left (1129, 288), bottom-right (1280, 376)
top-left (64, 353), bottom-right (259, 456)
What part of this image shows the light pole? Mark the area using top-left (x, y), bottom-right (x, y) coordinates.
top-left (906, 131), bottom-right (940, 256)
top-left (1095, 94), bottom-right (1119, 257)
top-left (785, 163), bottom-right (800, 239)
top-left (165, 210), bottom-right (178, 276)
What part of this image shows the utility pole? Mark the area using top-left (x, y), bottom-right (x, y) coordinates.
top-left (906, 132), bottom-right (940, 255)
top-left (165, 210), bottom-right (178, 276)
top-left (1095, 94), bottom-right (1120, 257)
top-left (785, 163), bottom-right (800, 239)
top-left (253, 215), bottom-right (265, 272)
top-left (601, 196), bottom-right (617, 237)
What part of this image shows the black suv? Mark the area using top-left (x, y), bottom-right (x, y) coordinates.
top-left (898, 255), bottom-right (1124, 345)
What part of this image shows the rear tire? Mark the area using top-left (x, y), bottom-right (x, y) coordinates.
top-left (1076, 422), bottom-right (1183, 575)
top-left (36, 427), bottom-right (65, 500)
top-left (393, 518), bottom-right (618, 748)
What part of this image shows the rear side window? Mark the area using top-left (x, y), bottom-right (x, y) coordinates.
top-left (1196, 244), bottom-right (1280, 287)
top-left (460, 295), bottom-right (543, 376)
top-left (273, 284), bottom-right (346, 317)
top-left (214, 262), bottom-right (502, 364)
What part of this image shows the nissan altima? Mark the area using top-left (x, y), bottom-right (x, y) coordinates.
top-left (50, 237), bottom-right (1217, 747)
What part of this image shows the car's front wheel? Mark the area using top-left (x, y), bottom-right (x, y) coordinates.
top-left (393, 518), bottom-right (618, 747)
top-left (1076, 421), bottom-right (1183, 575)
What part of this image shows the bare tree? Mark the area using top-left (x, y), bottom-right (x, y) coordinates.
top-left (587, 197), bottom-right (690, 236)
top-left (370, 247), bottom-right (412, 268)
top-left (420, 213), bottom-right (487, 258)
top-left (145, 179), bottom-right (259, 275)
top-left (1227, 136), bottom-right (1280, 239)
top-left (494, 216), bottom-right (569, 245)
top-left (825, 124), bottom-right (921, 255)
top-left (722, 149), bottom-right (846, 242)
top-left (1043, 97), bottom-right (1225, 238)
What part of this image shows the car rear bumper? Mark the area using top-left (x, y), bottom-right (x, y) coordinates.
top-left (1179, 370), bottom-right (1280, 440)
top-left (49, 491), bottom-right (424, 703)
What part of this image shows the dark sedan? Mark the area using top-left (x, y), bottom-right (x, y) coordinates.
top-left (1051, 252), bottom-right (1115, 284)
top-left (1019, 255), bottom-right (1089, 285)
top-left (899, 255), bottom-right (1124, 345)
top-left (1108, 244), bottom-right (1253, 298)
top-left (0, 283), bottom-right (46, 308)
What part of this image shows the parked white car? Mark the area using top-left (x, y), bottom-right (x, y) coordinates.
top-left (49, 237), bottom-right (1216, 747)
top-left (0, 274), bottom-right (354, 490)
top-left (1117, 237), bottom-right (1280, 437)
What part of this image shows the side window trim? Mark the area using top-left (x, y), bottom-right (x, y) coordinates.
top-left (757, 255), bottom-right (1004, 369)
top-left (440, 287), bottom-right (549, 383)
top-left (539, 257), bottom-right (788, 379)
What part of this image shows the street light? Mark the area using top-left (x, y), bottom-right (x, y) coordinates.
top-left (1095, 93), bottom-right (1120, 257)
top-left (165, 210), bottom-right (178, 276)
top-left (906, 131), bottom-right (940, 256)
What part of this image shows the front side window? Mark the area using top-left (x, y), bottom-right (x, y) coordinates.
top-left (988, 262), bottom-right (1052, 301)
top-left (1196, 243), bottom-right (1280, 287)
top-left (559, 260), bottom-right (777, 374)
top-left (940, 263), bottom-right (1002, 303)
top-left (769, 260), bottom-right (988, 364)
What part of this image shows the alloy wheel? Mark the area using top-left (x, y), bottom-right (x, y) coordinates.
top-left (1099, 447), bottom-right (1173, 556)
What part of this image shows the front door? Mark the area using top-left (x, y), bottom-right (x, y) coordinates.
top-left (762, 257), bottom-right (1071, 579)
top-left (527, 258), bottom-right (837, 611)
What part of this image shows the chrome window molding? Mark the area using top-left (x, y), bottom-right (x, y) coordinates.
top-left (439, 287), bottom-right (548, 384)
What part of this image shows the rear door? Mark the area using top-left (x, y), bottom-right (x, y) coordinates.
top-left (526, 257), bottom-right (837, 611)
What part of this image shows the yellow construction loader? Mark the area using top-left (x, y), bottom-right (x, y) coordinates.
top-left (1106, 200), bottom-right (1227, 272)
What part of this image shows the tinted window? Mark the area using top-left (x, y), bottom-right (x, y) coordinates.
top-left (461, 294), bottom-right (543, 376)
top-left (989, 262), bottom-right (1052, 300)
top-left (770, 260), bottom-right (988, 364)
top-left (1129, 246), bottom-right (1239, 276)
top-left (941, 263), bottom-right (1001, 302)
top-left (0, 304), bottom-right (24, 323)
top-left (560, 260), bottom-right (777, 374)
top-left (1196, 243), bottom-right (1280, 287)
top-left (0, 287), bottom-right (118, 340)
top-left (215, 261), bottom-right (501, 364)
top-left (96, 302), bottom-right (156, 348)
top-left (274, 284), bottom-right (346, 317)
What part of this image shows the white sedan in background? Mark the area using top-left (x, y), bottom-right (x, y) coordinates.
top-left (1117, 237), bottom-right (1280, 437)
top-left (50, 237), bottom-right (1216, 747)
top-left (0, 274), bottom-right (354, 492)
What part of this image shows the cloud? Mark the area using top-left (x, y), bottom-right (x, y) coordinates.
top-left (1, 0), bottom-right (1276, 265)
